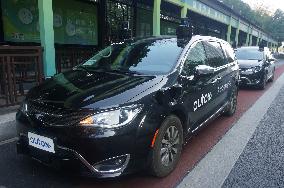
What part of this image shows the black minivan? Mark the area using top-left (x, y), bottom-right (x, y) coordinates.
top-left (16, 35), bottom-right (239, 178)
top-left (236, 46), bottom-right (275, 89)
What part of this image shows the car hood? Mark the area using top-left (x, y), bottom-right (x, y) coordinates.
top-left (238, 60), bottom-right (263, 68)
top-left (27, 69), bottom-right (164, 109)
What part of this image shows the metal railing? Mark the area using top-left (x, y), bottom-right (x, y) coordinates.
top-left (55, 46), bottom-right (96, 73)
top-left (0, 46), bottom-right (43, 107)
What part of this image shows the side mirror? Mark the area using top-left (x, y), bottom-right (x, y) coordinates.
top-left (268, 58), bottom-right (275, 62)
top-left (195, 65), bottom-right (215, 76)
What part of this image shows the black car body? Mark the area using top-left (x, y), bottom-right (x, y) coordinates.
top-left (236, 46), bottom-right (276, 89)
top-left (16, 35), bottom-right (239, 178)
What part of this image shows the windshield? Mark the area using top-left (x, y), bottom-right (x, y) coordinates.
top-left (236, 49), bottom-right (264, 60)
top-left (80, 38), bottom-right (183, 75)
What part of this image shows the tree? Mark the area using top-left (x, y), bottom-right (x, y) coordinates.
top-left (220, 0), bottom-right (284, 42)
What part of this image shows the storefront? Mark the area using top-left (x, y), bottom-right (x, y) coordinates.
top-left (188, 11), bottom-right (227, 40)
top-left (1, 0), bottom-right (98, 45)
top-left (0, 0), bottom-right (99, 107)
top-left (160, 1), bottom-right (180, 36)
top-left (0, 0), bottom-right (277, 107)
top-left (136, 1), bottom-right (153, 37)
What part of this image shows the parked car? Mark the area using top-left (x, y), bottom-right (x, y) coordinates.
top-left (16, 35), bottom-right (239, 178)
top-left (236, 46), bottom-right (276, 89)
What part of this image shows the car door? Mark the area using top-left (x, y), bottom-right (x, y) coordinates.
top-left (203, 41), bottom-right (229, 110)
top-left (178, 41), bottom-right (219, 131)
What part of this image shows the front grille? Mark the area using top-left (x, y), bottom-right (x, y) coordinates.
top-left (26, 101), bottom-right (92, 126)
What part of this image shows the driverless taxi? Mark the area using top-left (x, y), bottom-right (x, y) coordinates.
top-left (16, 24), bottom-right (239, 178)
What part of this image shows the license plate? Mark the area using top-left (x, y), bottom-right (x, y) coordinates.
top-left (28, 132), bottom-right (55, 153)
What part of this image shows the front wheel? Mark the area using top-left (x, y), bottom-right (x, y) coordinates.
top-left (268, 69), bottom-right (275, 82)
top-left (224, 85), bottom-right (238, 116)
top-left (148, 115), bottom-right (183, 177)
top-left (258, 74), bottom-right (267, 90)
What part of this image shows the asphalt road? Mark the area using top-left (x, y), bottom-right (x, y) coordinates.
top-left (222, 86), bottom-right (284, 188)
top-left (178, 60), bottom-right (284, 188)
top-left (1, 60), bottom-right (284, 188)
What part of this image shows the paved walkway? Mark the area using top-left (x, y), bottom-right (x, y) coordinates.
top-left (178, 67), bottom-right (284, 188)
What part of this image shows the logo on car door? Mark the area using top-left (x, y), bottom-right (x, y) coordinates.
top-left (193, 92), bottom-right (213, 112)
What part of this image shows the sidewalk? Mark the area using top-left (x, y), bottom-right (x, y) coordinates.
top-left (178, 68), bottom-right (284, 187)
top-left (0, 105), bottom-right (19, 116)
top-left (0, 115), bottom-right (16, 143)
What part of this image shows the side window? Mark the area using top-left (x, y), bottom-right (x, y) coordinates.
top-left (203, 41), bottom-right (226, 67)
top-left (182, 42), bottom-right (206, 76)
top-left (221, 42), bottom-right (236, 63)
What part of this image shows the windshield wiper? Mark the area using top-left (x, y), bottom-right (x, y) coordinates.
top-left (74, 65), bottom-right (93, 74)
top-left (112, 68), bottom-right (142, 75)
top-left (247, 59), bottom-right (262, 61)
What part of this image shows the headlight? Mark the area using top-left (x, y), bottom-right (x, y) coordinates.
top-left (254, 66), bottom-right (261, 72)
top-left (244, 66), bottom-right (261, 73)
top-left (20, 101), bottom-right (28, 113)
top-left (245, 68), bottom-right (254, 73)
top-left (80, 105), bottom-right (143, 128)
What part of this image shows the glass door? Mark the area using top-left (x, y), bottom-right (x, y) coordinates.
top-left (107, 0), bottom-right (134, 43)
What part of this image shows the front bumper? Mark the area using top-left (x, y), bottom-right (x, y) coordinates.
top-left (239, 71), bottom-right (263, 86)
top-left (16, 110), bottom-right (151, 178)
top-left (17, 135), bottom-right (131, 178)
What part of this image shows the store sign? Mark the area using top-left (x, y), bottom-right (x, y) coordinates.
top-left (1, 0), bottom-right (98, 45)
top-left (182, 0), bottom-right (230, 24)
top-left (53, 0), bottom-right (98, 45)
top-left (1, 0), bottom-right (39, 42)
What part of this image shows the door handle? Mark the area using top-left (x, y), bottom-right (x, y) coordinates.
top-left (216, 76), bottom-right (222, 80)
top-left (210, 76), bottom-right (222, 84)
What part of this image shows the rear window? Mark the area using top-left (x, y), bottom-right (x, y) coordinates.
top-left (236, 49), bottom-right (264, 60)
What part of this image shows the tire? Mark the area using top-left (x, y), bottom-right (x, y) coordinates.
top-left (258, 74), bottom-right (267, 90)
top-left (224, 85), bottom-right (238, 116)
top-left (268, 69), bottom-right (275, 82)
top-left (148, 115), bottom-right (183, 177)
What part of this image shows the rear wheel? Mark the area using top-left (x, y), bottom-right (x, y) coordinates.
top-left (224, 85), bottom-right (238, 116)
top-left (149, 115), bottom-right (183, 177)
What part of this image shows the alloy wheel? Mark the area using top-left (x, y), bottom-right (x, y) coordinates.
top-left (160, 126), bottom-right (180, 167)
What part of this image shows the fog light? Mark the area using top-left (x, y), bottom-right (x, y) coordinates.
top-left (93, 154), bottom-right (130, 174)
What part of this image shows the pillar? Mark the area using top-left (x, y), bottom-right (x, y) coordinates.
top-left (235, 19), bottom-right (240, 47)
top-left (181, 6), bottom-right (188, 18)
top-left (226, 16), bottom-right (232, 43)
top-left (38, 0), bottom-right (56, 77)
top-left (153, 0), bottom-right (161, 36)
top-left (256, 33), bottom-right (260, 46)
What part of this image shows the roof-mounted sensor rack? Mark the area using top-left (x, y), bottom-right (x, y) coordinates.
top-left (176, 18), bottom-right (193, 40)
